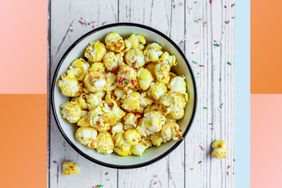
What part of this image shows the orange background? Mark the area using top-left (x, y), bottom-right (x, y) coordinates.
top-left (0, 95), bottom-right (46, 188)
top-left (251, 0), bottom-right (282, 93)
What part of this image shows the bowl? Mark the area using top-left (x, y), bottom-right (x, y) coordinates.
top-left (51, 23), bottom-right (197, 168)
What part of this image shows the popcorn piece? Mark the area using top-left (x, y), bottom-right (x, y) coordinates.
top-left (105, 32), bottom-right (125, 52)
top-left (84, 41), bottom-right (106, 62)
top-left (211, 140), bottom-right (227, 159)
top-left (60, 101), bottom-right (82, 123)
top-left (62, 161), bottom-right (80, 176)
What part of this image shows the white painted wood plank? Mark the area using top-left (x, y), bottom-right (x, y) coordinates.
top-left (49, 0), bottom-right (118, 187)
top-left (184, 0), bottom-right (209, 187)
top-left (184, 0), bottom-right (234, 188)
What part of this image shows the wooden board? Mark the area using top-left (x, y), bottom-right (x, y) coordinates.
top-left (49, 0), bottom-right (235, 187)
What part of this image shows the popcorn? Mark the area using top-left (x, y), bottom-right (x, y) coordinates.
top-left (62, 161), bottom-right (80, 176)
top-left (57, 32), bottom-right (190, 157)
top-left (211, 140), bottom-right (227, 159)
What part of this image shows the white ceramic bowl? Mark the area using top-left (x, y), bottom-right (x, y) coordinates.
top-left (51, 23), bottom-right (197, 168)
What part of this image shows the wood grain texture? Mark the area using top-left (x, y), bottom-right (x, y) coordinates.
top-left (49, 0), bottom-right (235, 187)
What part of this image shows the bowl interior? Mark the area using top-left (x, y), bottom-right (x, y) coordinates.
top-left (52, 24), bottom-right (196, 168)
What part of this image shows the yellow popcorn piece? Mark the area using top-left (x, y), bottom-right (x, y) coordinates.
top-left (161, 122), bottom-right (183, 142)
top-left (60, 101), bottom-right (82, 123)
top-left (103, 51), bottom-right (121, 71)
top-left (168, 76), bottom-right (186, 93)
top-left (75, 127), bottom-right (98, 149)
top-left (77, 111), bottom-right (90, 127)
top-left (159, 52), bottom-right (177, 67)
top-left (144, 43), bottom-right (163, 62)
top-left (148, 81), bottom-right (167, 100)
top-left (96, 132), bottom-right (114, 154)
top-left (131, 137), bottom-right (152, 156)
top-left (124, 34), bottom-right (146, 50)
top-left (71, 93), bottom-right (88, 110)
top-left (154, 61), bottom-right (171, 84)
top-left (121, 91), bottom-right (141, 112)
top-left (89, 106), bottom-right (111, 131)
top-left (101, 100), bottom-right (125, 125)
top-left (123, 113), bottom-right (140, 130)
top-left (113, 87), bottom-right (126, 101)
top-left (105, 72), bottom-right (117, 92)
top-left (84, 63), bottom-right (107, 92)
top-left (67, 58), bottom-right (90, 81)
top-left (105, 32), bottom-right (125, 52)
top-left (137, 110), bottom-right (166, 136)
top-left (124, 48), bottom-right (145, 69)
top-left (62, 161), bottom-right (80, 176)
top-left (111, 122), bottom-right (123, 136)
top-left (160, 91), bottom-right (188, 120)
top-left (145, 62), bottom-right (156, 77)
top-left (117, 53), bottom-right (126, 67)
top-left (57, 74), bottom-right (82, 97)
top-left (150, 133), bottom-right (163, 147)
top-left (131, 143), bottom-right (146, 156)
top-left (84, 41), bottom-right (106, 62)
top-left (86, 91), bottom-right (105, 110)
top-left (116, 66), bottom-right (137, 88)
top-left (211, 140), bottom-right (227, 159)
top-left (137, 68), bottom-right (154, 90)
top-left (113, 132), bottom-right (132, 156)
top-left (114, 144), bottom-right (132, 156)
top-left (140, 92), bottom-right (153, 107)
top-left (89, 62), bottom-right (106, 73)
top-left (124, 129), bottom-right (141, 145)
top-left (144, 104), bottom-right (163, 114)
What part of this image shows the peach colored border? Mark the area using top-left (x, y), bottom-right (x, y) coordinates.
top-left (251, 94), bottom-right (282, 188)
top-left (0, 1), bottom-right (46, 94)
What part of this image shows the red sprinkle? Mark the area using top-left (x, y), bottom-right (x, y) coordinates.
top-left (194, 41), bottom-right (200, 45)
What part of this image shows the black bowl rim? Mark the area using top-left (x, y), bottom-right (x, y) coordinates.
top-left (51, 22), bottom-right (197, 169)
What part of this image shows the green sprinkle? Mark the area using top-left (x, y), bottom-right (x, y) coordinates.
top-left (213, 43), bottom-right (220, 47)
top-left (96, 184), bottom-right (104, 188)
top-left (203, 106), bottom-right (208, 110)
top-left (124, 79), bottom-right (130, 84)
top-left (189, 167), bottom-right (194, 170)
top-left (227, 61), bottom-right (232, 65)
top-left (192, 60), bottom-right (198, 64)
top-left (172, 4), bottom-right (176, 9)
top-left (193, 1), bottom-right (198, 4)
top-left (194, 18), bottom-right (202, 23)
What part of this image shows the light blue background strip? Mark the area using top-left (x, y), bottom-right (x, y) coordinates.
top-left (235, 0), bottom-right (250, 187)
